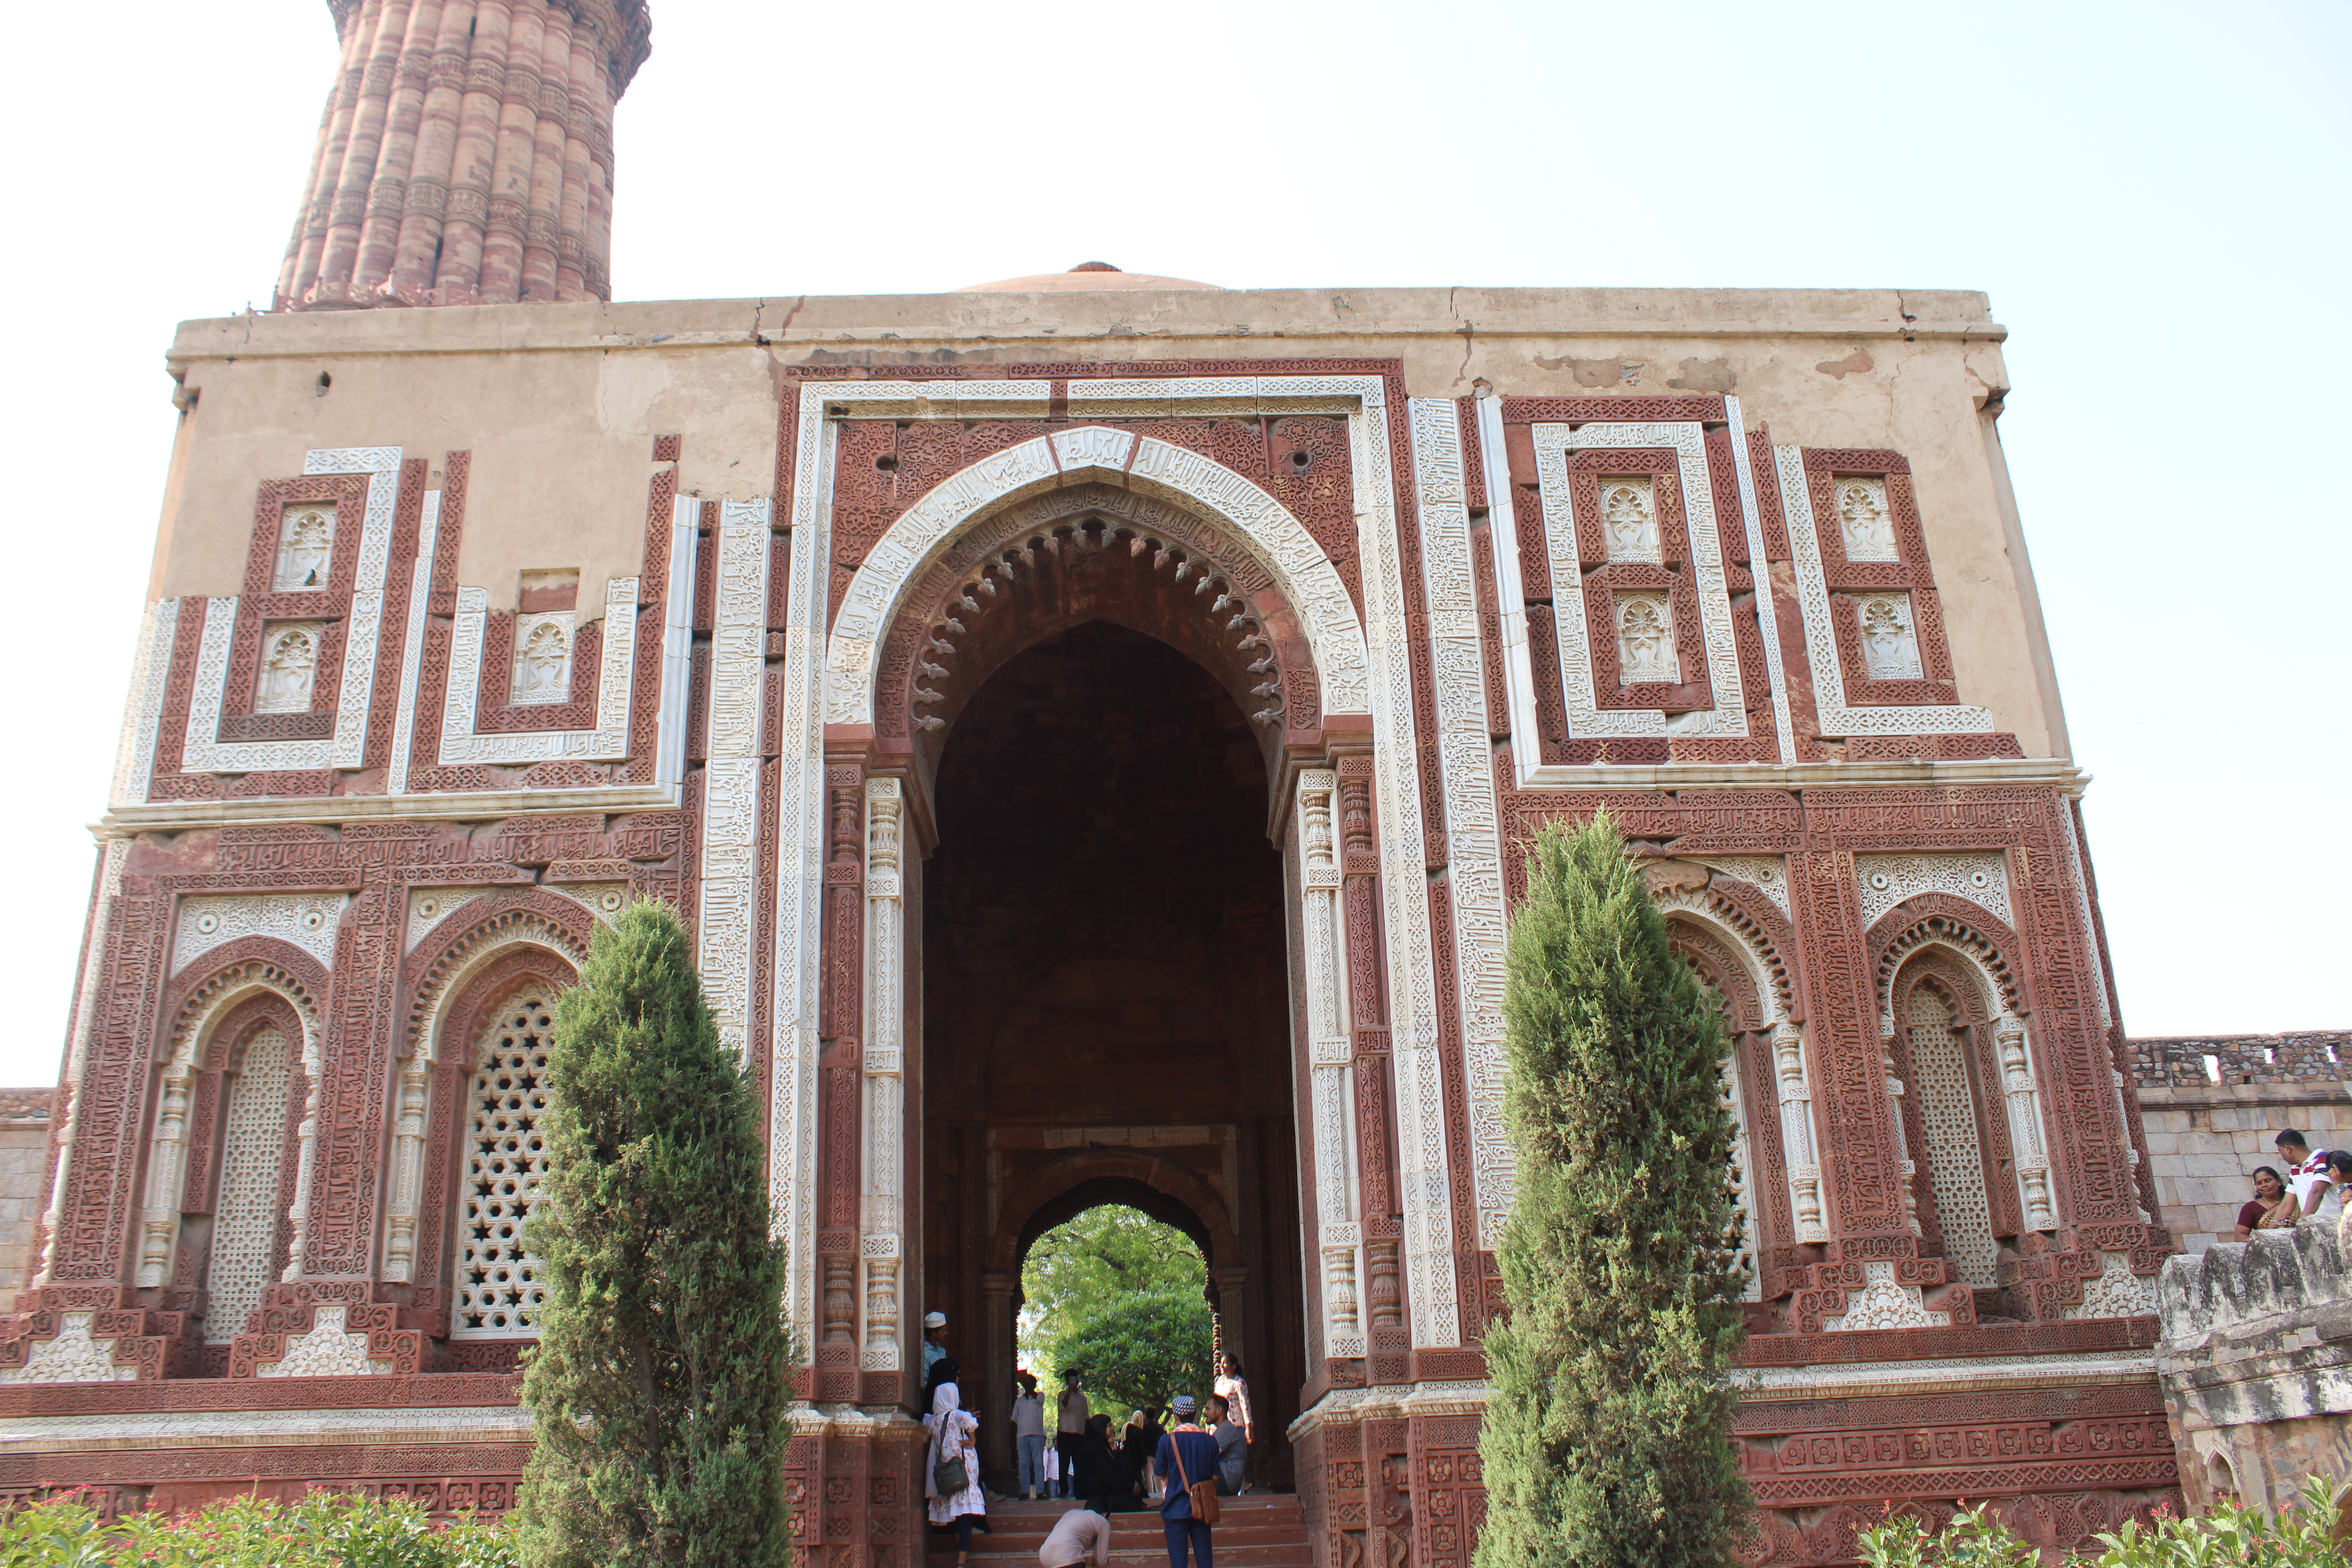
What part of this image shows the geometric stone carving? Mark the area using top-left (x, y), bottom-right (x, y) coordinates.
top-left (407, 885), bottom-right (617, 956)
top-left (2067, 1250), bottom-right (2158, 1321)
top-left (1688, 857), bottom-right (1791, 918)
top-left (404, 889), bottom-right (485, 953)
top-left (180, 446), bottom-right (404, 775)
top-left (1406, 395), bottom-right (1513, 1273)
top-left (1835, 476), bottom-right (1898, 562)
top-left (1855, 853), bottom-right (2012, 930)
top-left (273, 503), bottom-right (336, 591)
top-left (1599, 476), bottom-right (1659, 562)
top-left (697, 495), bottom-right (771, 1072)
top-left (1907, 989), bottom-right (1999, 1286)
top-left (203, 1027), bottom-right (292, 1343)
top-left (1818, 1261), bottom-right (1950, 1332)
top-left (256, 623), bottom-right (322, 713)
top-left (819, 410), bottom-right (1372, 729)
top-left (1614, 591), bottom-right (1679, 684)
top-left (454, 990), bottom-right (555, 1338)
top-left (173, 893), bottom-right (350, 976)
top-left (1858, 593), bottom-right (1922, 680)
top-left (509, 615), bottom-right (574, 704)
top-left (1527, 419), bottom-right (1748, 740)
top-left (252, 1304), bottom-right (393, 1376)
top-left (0, 1312), bottom-right (136, 1383)
top-left (1772, 444), bottom-right (1994, 735)
top-left (440, 577), bottom-right (641, 765)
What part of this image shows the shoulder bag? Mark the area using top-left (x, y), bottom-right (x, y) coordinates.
top-left (933, 1420), bottom-right (971, 1499)
top-left (1168, 1430), bottom-right (1220, 1526)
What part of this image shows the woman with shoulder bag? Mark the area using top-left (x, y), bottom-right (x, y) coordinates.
top-left (1154, 1394), bottom-right (1221, 1568)
top-left (924, 1360), bottom-right (990, 1567)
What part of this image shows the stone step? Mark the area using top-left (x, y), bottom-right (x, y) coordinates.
top-left (928, 1548), bottom-right (1314, 1568)
top-left (924, 1497), bottom-right (1313, 1566)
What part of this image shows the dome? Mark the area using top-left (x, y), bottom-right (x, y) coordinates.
top-left (955, 261), bottom-right (1222, 292)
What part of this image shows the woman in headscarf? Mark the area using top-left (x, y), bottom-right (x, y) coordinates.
top-left (923, 1360), bottom-right (989, 1566)
top-left (1075, 1412), bottom-right (1144, 1514)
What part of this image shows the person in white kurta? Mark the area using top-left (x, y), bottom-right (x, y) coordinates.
top-left (925, 1379), bottom-right (989, 1563)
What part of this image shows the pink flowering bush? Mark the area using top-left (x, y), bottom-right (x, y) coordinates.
top-left (0, 1488), bottom-right (517, 1567)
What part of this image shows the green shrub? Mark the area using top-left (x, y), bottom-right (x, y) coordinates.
top-left (0, 1489), bottom-right (516, 1568)
top-left (1044, 1286), bottom-right (1215, 1419)
top-left (1857, 1503), bottom-right (2040, 1568)
top-left (1857, 1476), bottom-right (2352, 1568)
top-left (514, 900), bottom-right (794, 1568)
top-left (1475, 815), bottom-right (1749, 1568)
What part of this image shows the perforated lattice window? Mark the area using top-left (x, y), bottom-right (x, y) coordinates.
top-left (1909, 989), bottom-right (1998, 1287)
top-left (1720, 1054), bottom-right (1762, 1303)
top-left (455, 993), bottom-right (554, 1338)
top-left (205, 1028), bottom-right (290, 1343)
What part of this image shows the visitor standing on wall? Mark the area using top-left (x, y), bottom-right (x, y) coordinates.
top-left (924, 1363), bottom-right (991, 1568)
top-left (1156, 1394), bottom-right (1221, 1568)
top-left (2303, 1150), bottom-right (2352, 1223)
top-left (2278, 1130), bottom-right (2334, 1206)
top-left (2236, 1167), bottom-right (2301, 1239)
top-left (923, 1310), bottom-right (951, 1381)
top-left (1055, 1369), bottom-right (1090, 1501)
top-left (1013, 1371), bottom-right (1048, 1501)
top-left (1213, 1353), bottom-right (1254, 1490)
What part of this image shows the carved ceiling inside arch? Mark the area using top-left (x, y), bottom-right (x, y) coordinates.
top-left (877, 482), bottom-right (1321, 792)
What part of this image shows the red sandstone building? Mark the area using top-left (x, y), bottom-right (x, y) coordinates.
top-left (0, 2), bottom-right (2185, 1563)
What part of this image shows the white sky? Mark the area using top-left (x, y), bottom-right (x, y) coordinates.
top-left (0, 1), bottom-right (2342, 1085)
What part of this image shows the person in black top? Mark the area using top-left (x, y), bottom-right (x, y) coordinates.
top-left (1155, 1394), bottom-right (1221, 1568)
top-left (1075, 1413), bottom-right (1145, 1513)
top-left (1133, 1403), bottom-right (1168, 1502)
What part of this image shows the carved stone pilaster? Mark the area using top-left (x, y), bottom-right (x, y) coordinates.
top-left (133, 1065), bottom-right (194, 1287)
top-left (1769, 1020), bottom-right (1828, 1243)
top-left (860, 777), bottom-right (906, 1374)
top-left (1995, 1016), bottom-right (2057, 1232)
top-left (822, 1253), bottom-right (857, 1348)
top-left (1297, 769), bottom-right (1362, 1361)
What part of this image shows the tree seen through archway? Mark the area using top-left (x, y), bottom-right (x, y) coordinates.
top-left (1020, 1204), bottom-right (1214, 1421)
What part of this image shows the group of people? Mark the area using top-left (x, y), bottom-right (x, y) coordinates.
top-left (919, 1316), bottom-right (1257, 1568)
top-left (2234, 1128), bottom-right (2352, 1245)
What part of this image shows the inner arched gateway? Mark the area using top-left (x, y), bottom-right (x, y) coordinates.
top-left (920, 617), bottom-right (1305, 1486)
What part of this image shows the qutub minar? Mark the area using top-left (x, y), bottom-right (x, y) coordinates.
top-left (0, 0), bottom-right (2211, 1561)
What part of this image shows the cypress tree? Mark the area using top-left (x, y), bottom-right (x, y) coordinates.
top-left (515, 900), bottom-right (795, 1568)
top-left (1475, 814), bottom-right (1749, 1568)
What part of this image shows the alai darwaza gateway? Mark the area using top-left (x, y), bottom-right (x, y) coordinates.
top-left (0, 2), bottom-right (2183, 1563)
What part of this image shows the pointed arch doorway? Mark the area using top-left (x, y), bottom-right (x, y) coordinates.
top-left (922, 618), bottom-right (1305, 1485)
top-left (808, 426), bottom-right (1391, 1504)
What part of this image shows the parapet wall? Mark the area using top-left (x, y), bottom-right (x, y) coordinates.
top-left (0, 1091), bottom-right (51, 1316)
top-left (2156, 1223), bottom-right (2352, 1513)
top-left (2129, 1033), bottom-right (2352, 1254)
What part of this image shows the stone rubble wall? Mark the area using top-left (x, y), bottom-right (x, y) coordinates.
top-left (2156, 1223), bottom-right (2352, 1514)
top-left (0, 1092), bottom-right (53, 1316)
top-left (2129, 1033), bottom-right (2352, 1254)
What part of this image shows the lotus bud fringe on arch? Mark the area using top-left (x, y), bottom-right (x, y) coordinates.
top-left (899, 517), bottom-right (1289, 735)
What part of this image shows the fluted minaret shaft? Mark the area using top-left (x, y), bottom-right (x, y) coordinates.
top-left (276, 0), bottom-right (648, 310)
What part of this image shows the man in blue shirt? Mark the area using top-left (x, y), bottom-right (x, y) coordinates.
top-left (1156, 1394), bottom-right (1221, 1568)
